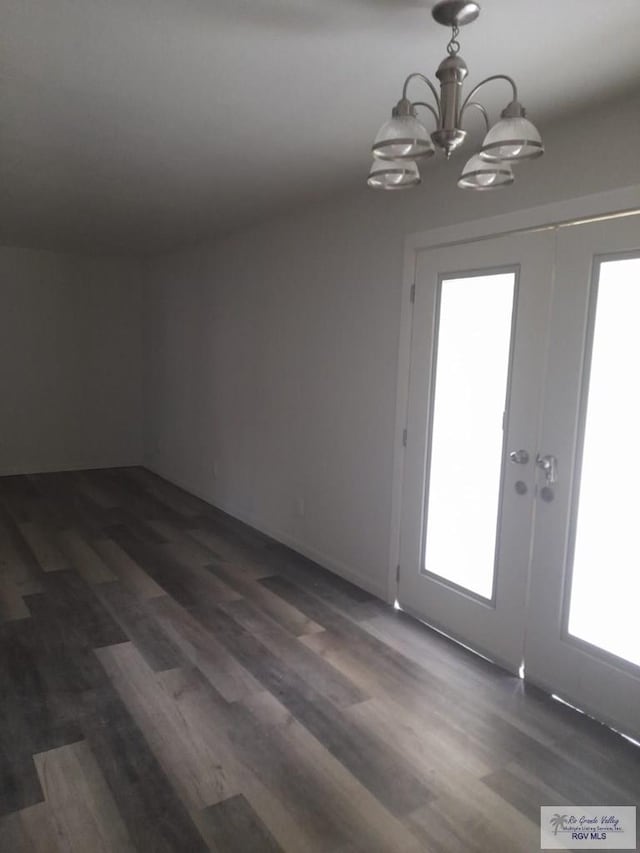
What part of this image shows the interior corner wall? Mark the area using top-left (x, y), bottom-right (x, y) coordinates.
top-left (143, 93), bottom-right (640, 601)
top-left (0, 247), bottom-right (144, 476)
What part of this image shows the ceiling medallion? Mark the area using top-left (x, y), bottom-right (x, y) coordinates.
top-left (368, 0), bottom-right (543, 191)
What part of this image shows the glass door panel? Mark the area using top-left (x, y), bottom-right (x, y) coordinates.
top-left (425, 272), bottom-right (516, 599)
top-left (568, 256), bottom-right (640, 666)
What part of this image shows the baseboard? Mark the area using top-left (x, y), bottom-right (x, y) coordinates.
top-left (144, 465), bottom-right (389, 602)
top-left (0, 458), bottom-right (143, 477)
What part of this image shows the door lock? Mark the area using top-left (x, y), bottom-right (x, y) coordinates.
top-left (536, 453), bottom-right (558, 484)
top-left (509, 449), bottom-right (530, 464)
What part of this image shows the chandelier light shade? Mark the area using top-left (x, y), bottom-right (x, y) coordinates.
top-left (367, 158), bottom-right (421, 190)
top-left (372, 105), bottom-right (435, 161)
top-left (368, 0), bottom-right (544, 192)
top-left (480, 114), bottom-right (545, 162)
top-left (457, 154), bottom-right (514, 190)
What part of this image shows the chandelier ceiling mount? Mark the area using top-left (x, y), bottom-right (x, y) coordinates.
top-left (431, 0), bottom-right (480, 28)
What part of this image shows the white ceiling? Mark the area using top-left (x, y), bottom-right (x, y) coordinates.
top-left (2, 0), bottom-right (640, 253)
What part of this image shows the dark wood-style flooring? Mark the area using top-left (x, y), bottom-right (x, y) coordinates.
top-left (0, 467), bottom-right (638, 852)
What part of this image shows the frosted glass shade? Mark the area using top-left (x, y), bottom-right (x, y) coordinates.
top-left (457, 154), bottom-right (514, 190)
top-left (480, 116), bottom-right (544, 161)
top-left (372, 115), bottom-right (434, 161)
top-left (367, 158), bottom-right (421, 190)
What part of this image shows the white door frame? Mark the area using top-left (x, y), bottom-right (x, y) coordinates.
top-left (388, 184), bottom-right (640, 606)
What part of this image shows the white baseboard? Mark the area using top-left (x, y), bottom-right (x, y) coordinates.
top-left (144, 465), bottom-right (389, 603)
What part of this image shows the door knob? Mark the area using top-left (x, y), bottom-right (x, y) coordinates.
top-left (509, 449), bottom-right (530, 464)
top-left (536, 453), bottom-right (558, 484)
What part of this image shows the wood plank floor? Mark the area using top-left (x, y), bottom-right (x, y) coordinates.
top-left (0, 467), bottom-right (638, 852)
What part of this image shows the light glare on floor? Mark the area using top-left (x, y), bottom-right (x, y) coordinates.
top-left (551, 693), bottom-right (585, 713)
top-left (618, 731), bottom-right (640, 749)
top-left (552, 695), bottom-right (640, 748)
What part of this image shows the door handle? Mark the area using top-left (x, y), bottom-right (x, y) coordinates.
top-left (509, 449), bottom-right (530, 464)
top-left (536, 453), bottom-right (558, 484)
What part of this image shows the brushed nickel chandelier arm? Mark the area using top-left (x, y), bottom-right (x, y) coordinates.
top-left (412, 101), bottom-right (441, 127)
top-left (402, 73), bottom-right (442, 117)
top-left (459, 101), bottom-right (490, 133)
top-left (459, 74), bottom-right (519, 119)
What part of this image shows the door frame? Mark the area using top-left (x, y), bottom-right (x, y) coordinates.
top-left (388, 184), bottom-right (640, 606)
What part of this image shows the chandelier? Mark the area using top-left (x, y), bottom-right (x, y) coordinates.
top-left (367, 0), bottom-right (544, 192)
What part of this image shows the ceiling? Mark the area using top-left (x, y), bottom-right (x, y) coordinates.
top-left (2, 0), bottom-right (640, 253)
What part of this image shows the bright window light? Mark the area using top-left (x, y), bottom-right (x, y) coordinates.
top-left (568, 257), bottom-right (640, 667)
top-left (424, 272), bottom-right (515, 599)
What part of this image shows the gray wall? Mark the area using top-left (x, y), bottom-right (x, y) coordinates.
top-left (143, 94), bottom-right (640, 600)
top-left (0, 247), bottom-right (143, 475)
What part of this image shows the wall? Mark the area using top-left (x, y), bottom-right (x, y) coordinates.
top-left (0, 247), bottom-right (143, 475)
top-left (144, 94), bottom-right (640, 600)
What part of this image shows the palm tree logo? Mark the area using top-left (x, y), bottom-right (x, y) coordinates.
top-left (549, 814), bottom-right (569, 835)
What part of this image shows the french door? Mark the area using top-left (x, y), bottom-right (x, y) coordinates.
top-left (398, 214), bottom-right (640, 741)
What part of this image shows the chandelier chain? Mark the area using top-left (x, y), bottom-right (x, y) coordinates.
top-left (447, 25), bottom-right (460, 56)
